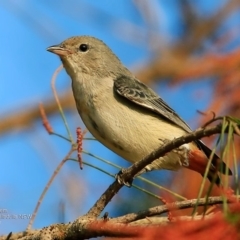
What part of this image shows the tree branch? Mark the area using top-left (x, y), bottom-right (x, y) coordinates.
top-left (86, 121), bottom-right (234, 218)
top-left (1, 196), bottom-right (238, 240)
top-left (113, 196), bottom-right (238, 223)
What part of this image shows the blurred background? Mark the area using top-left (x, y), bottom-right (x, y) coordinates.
top-left (1, 0), bottom-right (240, 234)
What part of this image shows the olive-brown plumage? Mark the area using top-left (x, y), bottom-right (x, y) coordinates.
top-left (47, 36), bottom-right (232, 185)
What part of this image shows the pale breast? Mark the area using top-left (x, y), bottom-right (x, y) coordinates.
top-left (72, 76), bottom-right (189, 171)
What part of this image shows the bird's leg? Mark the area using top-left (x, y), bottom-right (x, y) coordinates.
top-left (173, 144), bottom-right (190, 167)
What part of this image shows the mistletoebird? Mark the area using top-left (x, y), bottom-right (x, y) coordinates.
top-left (47, 36), bottom-right (232, 185)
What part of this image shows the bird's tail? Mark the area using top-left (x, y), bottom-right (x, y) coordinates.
top-left (197, 141), bottom-right (232, 186)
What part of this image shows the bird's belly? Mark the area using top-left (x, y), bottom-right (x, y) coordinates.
top-left (78, 97), bottom-right (189, 171)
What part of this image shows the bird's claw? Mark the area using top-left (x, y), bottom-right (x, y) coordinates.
top-left (115, 168), bottom-right (133, 187)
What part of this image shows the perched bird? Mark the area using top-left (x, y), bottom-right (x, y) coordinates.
top-left (47, 36), bottom-right (232, 185)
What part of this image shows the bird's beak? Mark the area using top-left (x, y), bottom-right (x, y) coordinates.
top-left (47, 45), bottom-right (71, 56)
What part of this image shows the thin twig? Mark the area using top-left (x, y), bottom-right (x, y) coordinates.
top-left (51, 64), bottom-right (74, 143)
top-left (201, 115), bottom-right (223, 128)
top-left (26, 148), bottom-right (75, 230)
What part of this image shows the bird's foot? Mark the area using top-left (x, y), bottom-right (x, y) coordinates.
top-left (173, 145), bottom-right (189, 167)
top-left (115, 168), bottom-right (133, 187)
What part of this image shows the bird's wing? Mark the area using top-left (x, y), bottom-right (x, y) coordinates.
top-left (114, 75), bottom-right (233, 179)
top-left (114, 75), bottom-right (192, 133)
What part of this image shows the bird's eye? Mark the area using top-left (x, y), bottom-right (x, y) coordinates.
top-left (79, 44), bottom-right (89, 52)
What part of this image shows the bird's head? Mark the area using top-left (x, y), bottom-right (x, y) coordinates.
top-left (47, 36), bottom-right (129, 79)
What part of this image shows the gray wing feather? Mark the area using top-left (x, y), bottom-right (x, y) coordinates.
top-left (114, 75), bottom-right (233, 178)
top-left (114, 75), bottom-right (192, 133)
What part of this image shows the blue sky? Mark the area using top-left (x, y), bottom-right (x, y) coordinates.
top-left (0, 0), bottom-right (236, 234)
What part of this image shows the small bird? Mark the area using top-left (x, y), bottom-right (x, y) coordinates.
top-left (47, 36), bottom-right (232, 185)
